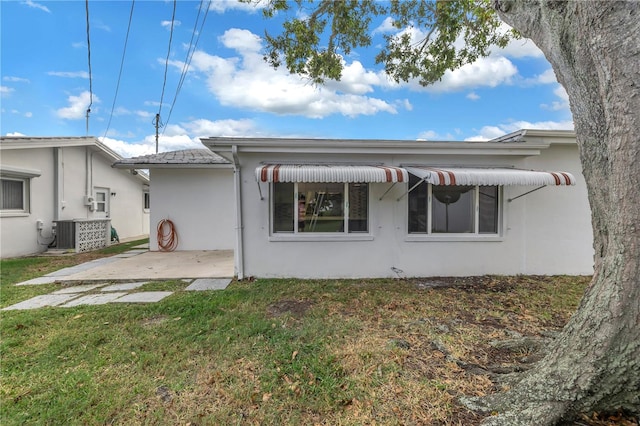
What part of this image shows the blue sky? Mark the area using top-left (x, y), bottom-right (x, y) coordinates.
top-left (1, 0), bottom-right (574, 158)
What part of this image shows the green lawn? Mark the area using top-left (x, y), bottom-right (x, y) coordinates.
top-left (1, 251), bottom-right (591, 425)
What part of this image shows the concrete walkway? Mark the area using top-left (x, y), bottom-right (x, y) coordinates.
top-left (3, 247), bottom-right (235, 311)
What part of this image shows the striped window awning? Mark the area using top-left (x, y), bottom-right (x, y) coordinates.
top-left (405, 166), bottom-right (576, 186)
top-left (256, 164), bottom-right (408, 183)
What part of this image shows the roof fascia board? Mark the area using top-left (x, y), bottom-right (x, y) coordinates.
top-left (0, 137), bottom-right (98, 150)
top-left (112, 163), bottom-right (233, 170)
top-left (203, 137), bottom-right (549, 155)
top-left (521, 129), bottom-right (577, 145)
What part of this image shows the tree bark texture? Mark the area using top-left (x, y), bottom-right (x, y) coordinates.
top-left (477, 1), bottom-right (640, 425)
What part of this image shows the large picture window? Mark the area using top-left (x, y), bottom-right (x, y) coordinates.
top-left (0, 177), bottom-right (28, 212)
top-left (408, 175), bottom-right (499, 235)
top-left (272, 182), bottom-right (368, 234)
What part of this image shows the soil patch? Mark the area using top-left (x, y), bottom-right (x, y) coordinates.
top-left (266, 299), bottom-right (314, 318)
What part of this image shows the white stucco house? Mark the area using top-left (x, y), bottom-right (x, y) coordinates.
top-left (0, 136), bottom-right (150, 258)
top-left (113, 129), bottom-right (594, 279)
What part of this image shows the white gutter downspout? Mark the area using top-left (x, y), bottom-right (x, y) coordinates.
top-left (232, 145), bottom-right (245, 279)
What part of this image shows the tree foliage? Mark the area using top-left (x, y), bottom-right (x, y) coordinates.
top-left (259, 0), bottom-right (514, 85)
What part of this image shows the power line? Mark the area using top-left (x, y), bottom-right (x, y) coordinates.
top-left (103, 0), bottom-right (136, 141)
top-left (156, 0), bottom-right (177, 153)
top-left (85, 0), bottom-right (93, 135)
top-left (162, 0), bottom-right (212, 135)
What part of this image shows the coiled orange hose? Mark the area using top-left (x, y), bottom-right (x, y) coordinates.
top-left (157, 219), bottom-right (178, 251)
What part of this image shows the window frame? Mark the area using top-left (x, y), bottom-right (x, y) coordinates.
top-left (269, 181), bottom-right (373, 241)
top-left (406, 179), bottom-right (503, 241)
top-left (143, 190), bottom-right (150, 211)
top-left (0, 176), bottom-right (30, 215)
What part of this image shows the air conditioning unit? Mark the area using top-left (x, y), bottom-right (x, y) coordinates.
top-left (54, 220), bottom-right (76, 249)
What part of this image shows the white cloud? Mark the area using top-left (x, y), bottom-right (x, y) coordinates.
top-left (466, 92), bottom-right (480, 101)
top-left (179, 29), bottom-right (404, 118)
top-left (56, 91), bottom-right (99, 120)
top-left (541, 85), bottom-right (570, 111)
top-left (465, 119), bottom-right (574, 141)
top-left (1, 86), bottom-right (14, 96)
top-left (495, 36), bottom-right (544, 59)
top-left (22, 0), bottom-right (50, 13)
top-left (3, 76), bottom-right (30, 83)
top-left (373, 17), bottom-right (397, 35)
top-left (161, 20), bottom-right (181, 29)
top-left (417, 56), bottom-right (517, 93)
top-left (100, 137), bottom-right (156, 158)
top-left (48, 71), bottom-right (90, 79)
top-left (417, 130), bottom-right (456, 141)
top-left (208, 0), bottom-right (267, 13)
top-left (536, 69), bottom-right (557, 84)
top-left (24, 112), bottom-right (33, 118)
top-left (6, 131), bottom-right (27, 136)
top-left (100, 118), bottom-right (261, 158)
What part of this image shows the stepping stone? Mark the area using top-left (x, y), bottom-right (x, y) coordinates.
top-left (2, 293), bottom-right (80, 310)
top-left (62, 292), bottom-right (127, 307)
top-left (112, 292), bottom-right (173, 303)
top-left (53, 284), bottom-right (105, 294)
top-left (185, 278), bottom-right (231, 291)
top-left (101, 282), bottom-right (147, 292)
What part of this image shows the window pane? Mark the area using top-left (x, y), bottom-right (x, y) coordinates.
top-left (144, 192), bottom-right (150, 209)
top-left (273, 183), bottom-right (294, 232)
top-left (408, 175), bottom-right (428, 233)
top-left (1, 179), bottom-right (24, 210)
top-left (479, 186), bottom-right (499, 234)
top-left (348, 183), bottom-right (368, 233)
top-left (299, 183), bottom-right (344, 233)
top-left (431, 186), bottom-right (474, 233)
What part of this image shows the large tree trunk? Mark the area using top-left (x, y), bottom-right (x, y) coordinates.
top-left (468, 2), bottom-right (640, 425)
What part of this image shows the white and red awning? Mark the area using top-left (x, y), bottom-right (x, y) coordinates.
top-left (256, 164), bottom-right (408, 183)
top-left (405, 166), bottom-right (576, 186)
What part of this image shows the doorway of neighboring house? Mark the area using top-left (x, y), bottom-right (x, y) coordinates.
top-left (94, 187), bottom-right (110, 218)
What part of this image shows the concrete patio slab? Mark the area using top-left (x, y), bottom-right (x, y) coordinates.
top-left (45, 257), bottom-right (121, 277)
top-left (62, 292), bottom-right (127, 307)
top-left (113, 291), bottom-right (173, 303)
top-left (52, 284), bottom-right (105, 294)
top-left (2, 293), bottom-right (81, 310)
top-left (15, 276), bottom-right (60, 286)
top-left (59, 250), bottom-right (234, 281)
top-left (100, 282), bottom-right (148, 292)
top-left (185, 278), bottom-right (232, 291)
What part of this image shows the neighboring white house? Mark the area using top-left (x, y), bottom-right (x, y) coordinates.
top-left (112, 149), bottom-right (235, 252)
top-left (0, 136), bottom-right (150, 258)
top-left (114, 129), bottom-right (594, 279)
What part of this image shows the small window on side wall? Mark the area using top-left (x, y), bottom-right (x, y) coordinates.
top-left (0, 177), bottom-right (28, 213)
top-left (271, 182), bottom-right (368, 234)
top-left (143, 191), bottom-right (150, 210)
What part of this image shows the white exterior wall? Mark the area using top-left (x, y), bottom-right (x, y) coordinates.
top-left (236, 145), bottom-right (594, 278)
top-left (520, 145), bottom-right (593, 274)
top-left (1, 148), bottom-right (56, 258)
top-left (1, 145), bottom-right (149, 258)
top-left (149, 168), bottom-right (234, 251)
top-left (90, 153), bottom-right (150, 239)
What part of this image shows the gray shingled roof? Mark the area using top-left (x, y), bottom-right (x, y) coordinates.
top-left (113, 149), bottom-right (230, 168)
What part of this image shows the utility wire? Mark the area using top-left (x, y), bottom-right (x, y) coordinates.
top-left (156, 0), bottom-right (177, 152)
top-left (103, 0), bottom-right (135, 141)
top-left (162, 0), bottom-right (212, 135)
top-left (85, 0), bottom-right (93, 135)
